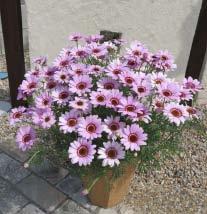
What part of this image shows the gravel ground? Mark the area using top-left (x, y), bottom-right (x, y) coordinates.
top-left (0, 53), bottom-right (207, 213)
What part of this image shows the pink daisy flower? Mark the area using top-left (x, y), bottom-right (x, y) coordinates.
top-left (9, 106), bottom-right (26, 125)
top-left (32, 56), bottom-right (47, 66)
top-left (153, 98), bottom-right (165, 113)
top-left (106, 89), bottom-right (123, 109)
top-left (25, 68), bottom-right (42, 79)
top-left (157, 81), bottom-right (180, 101)
top-left (69, 32), bottom-right (83, 42)
top-left (69, 75), bottom-right (92, 96)
top-left (40, 109), bottom-right (56, 129)
top-left (68, 138), bottom-right (96, 166)
top-left (103, 116), bottom-right (125, 138)
top-left (119, 70), bottom-right (136, 87)
top-left (35, 92), bottom-right (52, 109)
top-left (97, 142), bottom-right (125, 167)
top-left (134, 103), bottom-right (151, 123)
top-left (19, 76), bottom-right (38, 96)
top-left (118, 96), bottom-right (142, 117)
top-left (125, 56), bottom-right (140, 69)
top-left (69, 63), bottom-right (87, 76)
top-left (132, 79), bottom-right (152, 98)
top-left (104, 41), bottom-right (117, 52)
top-left (46, 79), bottom-right (58, 90)
top-left (88, 42), bottom-right (108, 59)
top-left (163, 103), bottom-right (188, 126)
top-left (151, 50), bottom-right (177, 71)
top-left (97, 77), bottom-right (120, 90)
top-left (90, 90), bottom-right (107, 107)
top-left (151, 72), bottom-right (168, 86)
top-left (121, 124), bottom-right (148, 151)
top-left (85, 34), bottom-right (104, 44)
top-left (59, 110), bottom-right (80, 133)
top-left (78, 115), bottom-right (103, 140)
top-left (16, 126), bottom-right (36, 151)
top-left (106, 59), bottom-right (127, 80)
top-left (52, 86), bottom-right (70, 105)
top-left (71, 46), bottom-right (89, 59)
top-left (88, 65), bottom-right (104, 75)
top-left (44, 66), bottom-right (56, 79)
top-left (126, 41), bottom-right (148, 60)
top-left (54, 70), bottom-right (70, 84)
top-left (183, 77), bottom-right (202, 94)
top-left (69, 97), bottom-right (90, 111)
top-left (186, 107), bottom-right (199, 119)
top-left (179, 87), bottom-right (193, 101)
top-left (53, 55), bottom-right (72, 69)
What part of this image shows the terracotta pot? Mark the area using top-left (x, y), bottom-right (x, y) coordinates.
top-left (82, 165), bottom-right (136, 208)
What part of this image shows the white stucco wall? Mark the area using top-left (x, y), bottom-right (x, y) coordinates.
top-left (26, 0), bottom-right (202, 82)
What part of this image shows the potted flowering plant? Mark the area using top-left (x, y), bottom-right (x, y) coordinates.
top-left (10, 33), bottom-right (202, 208)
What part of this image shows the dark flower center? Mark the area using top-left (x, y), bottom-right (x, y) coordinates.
top-left (104, 83), bottom-right (114, 90)
top-left (59, 91), bottom-right (69, 99)
top-left (110, 98), bottom-right (119, 106)
top-left (137, 87), bottom-right (146, 93)
top-left (77, 82), bottom-right (87, 90)
top-left (125, 77), bottom-right (133, 84)
top-left (43, 99), bottom-right (49, 106)
top-left (60, 74), bottom-right (66, 80)
top-left (77, 145), bottom-right (88, 157)
top-left (113, 69), bottom-right (121, 75)
top-left (155, 101), bottom-right (164, 108)
top-left (128, 133), bottom-right (138, 143)
top-left (93, 67), bottom-right (100, 72)
top-left (96, 95), bottom-right (105, 102)
top-left (161, 55), bottom-right (168, 61)
top-left (93, 48), bottom-right (100, 54)
top-left (125, 105), bottom-right (136, 112)
top-left (127, 60), bottom-right (136, 67)
top-left (155, 79), bottom-right (162, 84)
top-left (109, 122), bottom-right (119, 131)
top-left (163, 90), bottom-right (172, 97)
top-left (107, 148), bottom-right (117, 159)
top-left (44, 116), bottom-right (50, 122)
top-left (67, 118), bottom-right (77, 127)
top-left (23, 134), bottom-right (31, 143)
top-left (75, 69), bottom-right (83, 75)
top-left (28, 82), bottom-right (36, 89)
top-left (13, 112), bottom-right (22, 119)
top-left (77, 101), bottom-right (83, 106)
top-left (187, 107), bottom-right (196, 115)
top-left (76, 50), bottom-right (86, 57)
top-left (133, 50), bottom-right (141, 56)
top-left (170, 108), bottom-right (182, 118)
top-left (47, 82), bottom-right (56, 89)
top-left (86, 123), bottom-right (97, 133)
top-left (60, 60), bottom-right (69, 67)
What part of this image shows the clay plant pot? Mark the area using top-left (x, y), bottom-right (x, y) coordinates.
top-left (82, 165), bottom-right (136, 208)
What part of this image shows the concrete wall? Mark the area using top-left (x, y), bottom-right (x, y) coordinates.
top-left (26, 0), bottom-right (202, 82)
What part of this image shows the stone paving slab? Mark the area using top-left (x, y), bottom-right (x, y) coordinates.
top-left (17, 204), bottom-right (45, 214)
top-left (0, 153), bottom-right (31, 184)
top-left (0, 177), bottom-right (28, 214)
top-left (16, 174), bottom-right (67, 212)
top-left (54, 200), bottom-right (91, 214)
top-left (30, 159), bottom-right (68, 185)
top-left (0, 139), bottom-right (29, 162)
top-left (56, 175), bottom-right (98, 212)
top-left (0, 101), bottom-right (11, 116)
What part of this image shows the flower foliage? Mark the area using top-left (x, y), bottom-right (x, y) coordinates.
top-left (10, 33), bottom-right (202, 176)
